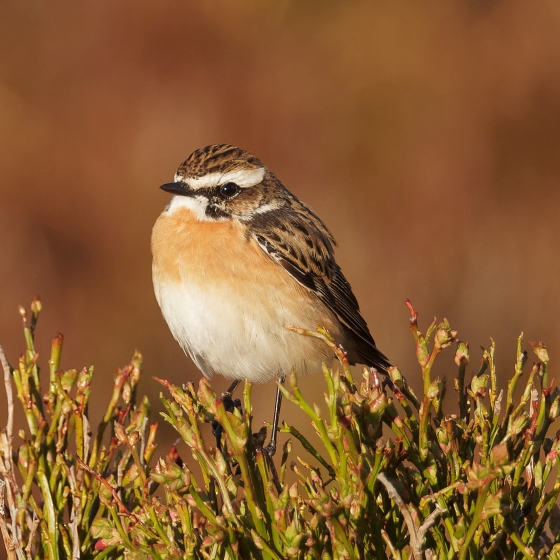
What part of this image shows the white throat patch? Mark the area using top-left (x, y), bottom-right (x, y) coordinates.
top-left (174, 167), bottom-right (265, 190)
top-left (165, 195), bottom-right (216, 221)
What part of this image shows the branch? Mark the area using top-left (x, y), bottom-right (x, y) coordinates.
top-left (377, 473), bottom-right (444, 560)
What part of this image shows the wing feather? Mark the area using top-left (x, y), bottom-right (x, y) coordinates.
top-left (247, 207), bottom-right (390, 371)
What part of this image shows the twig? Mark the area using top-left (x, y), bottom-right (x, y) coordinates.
top-left (25, 514), bottom-right (39, 560)
top-left (377, 473), bottom-right (444, 560)
top-left (77, 458), bottom-right (133, 517)
top-left (380, 528), bottom-right (401, 559)
top-left (0, 345), bottom-right (13, 447)
top-left (0, 345), bottom-right (25, 560)
top-left (0, 480), bottom-right (16, 560)
top-left (415, 505), bottom-right (445, 557)
top-left (79, 454), bottom-right (176, 543)
top-left (67, 466), bottom-right (81, 560)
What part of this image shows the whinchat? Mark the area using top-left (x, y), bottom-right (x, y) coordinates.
top-left (151, 144), bottom-right (390, 454)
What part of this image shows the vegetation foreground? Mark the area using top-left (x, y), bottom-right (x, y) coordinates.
top-left (0, 299), bottom-right (559, 559)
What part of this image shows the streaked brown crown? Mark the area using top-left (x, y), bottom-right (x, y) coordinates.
top-left (177, 144), bottom-right (264, 179)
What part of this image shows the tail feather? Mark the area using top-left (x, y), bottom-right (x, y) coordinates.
top-left (342, 325), bottom-right (391, 374)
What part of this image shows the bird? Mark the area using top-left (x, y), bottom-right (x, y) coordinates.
top-left (151, 144), bottom-right (390, 456)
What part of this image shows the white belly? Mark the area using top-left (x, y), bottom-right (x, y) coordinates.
top-left (154, 277), bottom-right (335, 383)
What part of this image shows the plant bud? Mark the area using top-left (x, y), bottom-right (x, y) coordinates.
top-left (130, 351), bottom-right (142, 386)
top-left (549, 389), bottom-right (560, 420)
top-left (114, 422), bottom-right (127, 444)
top-left (455, 341), bottom-right (469, 366)
top-left (122, 463), bottom-right (140, 486)
top-left (122, 381), bottom-right (132, 404)
top-left (289, 483), bottom-right (298, 499)
top-left (510, 413), bottom-right (529, 436)
top-left (434, 319), bottom-right (458, 350)
top-left (31, 297), bottom-right (43, 319)
top-left (530, 341), bottom-right (549, 364)
top-left (388, 365), bottom-right (403, 384)
top-left (427, 378), bottom-right (442, 400)
top-left (197, 378), bottom-right (216, 410)
top-left (416, 338), bottom-right (430, 367)
top-left (127, 430), bottom-right (139, 446)
top-left (470, 374), bottom-right (488, 398)
top-left (490, 442), bottom-right (509, 466)
top-left (61, 368), bottom-right (78, 392)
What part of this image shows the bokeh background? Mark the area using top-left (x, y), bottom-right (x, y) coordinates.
top-left (1, 1), bottom-right (560, 460)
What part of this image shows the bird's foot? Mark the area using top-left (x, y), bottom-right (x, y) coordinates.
top-left (262, 446), bottom-right (282, 493)
top-left (222, 391), bottom-right (242, 414)
top-left (263, 441), bottom-right (277, 457)
top-left (252, 427), bottom-right (282, 493)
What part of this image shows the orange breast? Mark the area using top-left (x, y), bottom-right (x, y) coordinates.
top-left (152, 207), bottom-right (300, 293)
top-left (152, 207), bottom-right (255, 283)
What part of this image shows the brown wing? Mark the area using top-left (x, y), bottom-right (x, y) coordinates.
top-left (247, 206), bottom-right (391, 372)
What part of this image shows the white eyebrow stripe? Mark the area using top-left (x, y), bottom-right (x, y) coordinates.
top-left (250, 201), bottom-right (281, 214)
top-left (175, 167), bottom-right (265, 190)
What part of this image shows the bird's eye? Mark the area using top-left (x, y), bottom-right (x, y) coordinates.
top-left (219, 182), bottom-right (241, 198)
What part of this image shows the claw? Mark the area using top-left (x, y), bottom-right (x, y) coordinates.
top-left (261, 442), bottom-right (282, 493)
top-left (263, 442), bottom-right (277, 457)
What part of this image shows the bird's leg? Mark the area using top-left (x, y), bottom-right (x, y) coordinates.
top-left (264, 377), bottom-right (285, 457)
top-left (224, 379), bottom-right (241, 398)
top-left (260, 377), bottom-right (285, 493)
top-left (212, 379), bottom-right (242, 451)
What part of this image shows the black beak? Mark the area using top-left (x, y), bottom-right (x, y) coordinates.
top-left (160, 182), bottom-right (195, 196)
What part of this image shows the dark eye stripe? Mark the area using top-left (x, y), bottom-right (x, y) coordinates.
top-left (205, 205), bottom-right (231, 219)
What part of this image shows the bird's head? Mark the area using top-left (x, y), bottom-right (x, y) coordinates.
top-left (160, 144), bottom-right (286, 221)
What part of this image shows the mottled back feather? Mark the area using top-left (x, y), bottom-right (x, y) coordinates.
top-left (246, 177), bottom-right (391, 372)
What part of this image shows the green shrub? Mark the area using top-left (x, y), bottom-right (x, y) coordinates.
top-left (0, 299), bottom-right (559, 559)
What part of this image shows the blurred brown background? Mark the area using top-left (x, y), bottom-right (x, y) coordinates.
top-left (1, 1), bottom-right (560, 447)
